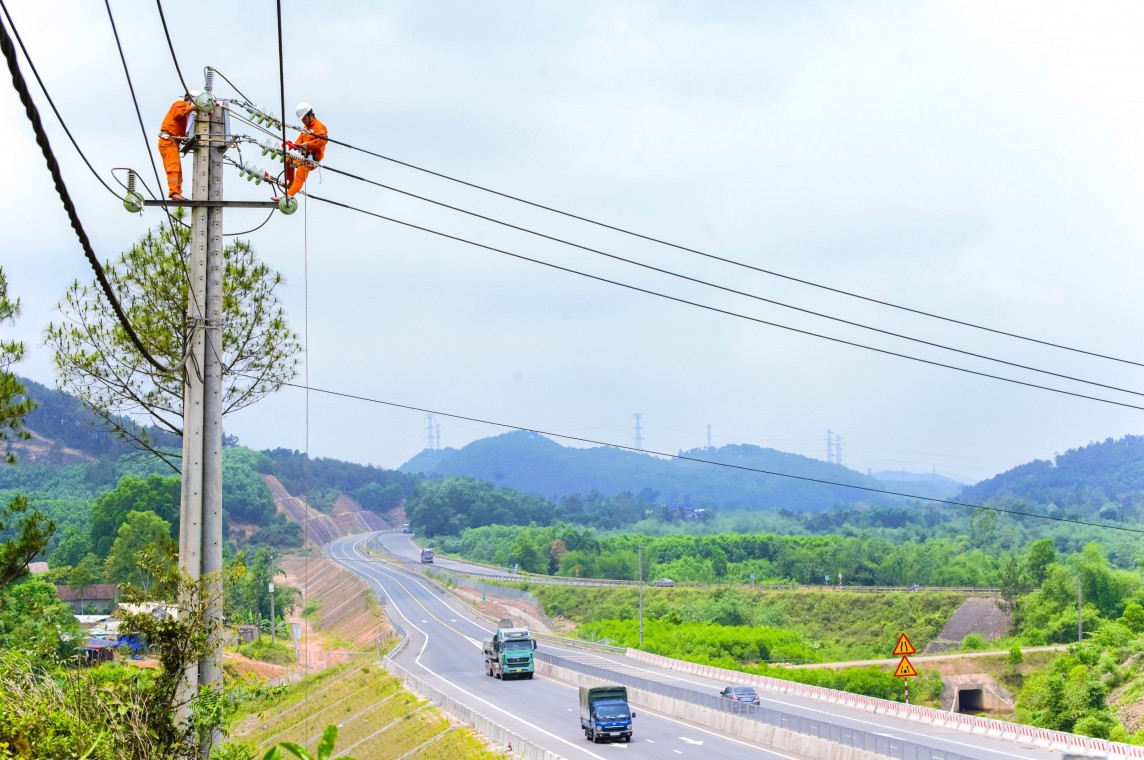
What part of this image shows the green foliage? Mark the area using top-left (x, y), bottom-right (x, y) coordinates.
top-left (961, 633), bottom-right (985, 651)
top-left (537, 584), bottom-right (964, 661)
top-left (89, 474), bottom-right (179, 557)
top-left (452, 524), bottom-right (1011, 588)
top-left (222, 449), bottom-right (274, 524)
top-left (48, 523), bottom-right (91, 568)
top-left (405, 477), bottom-right (552, 537)
top-left (0, 268), bottom-right (35, 466)
top-left (1017, 649), bottom-right (1110, 733)
top-left (0, 577), bottom-right (78, 661)
top-left (0, 495), bottom-right (55, 588)
top-left (103, 510), bottom-right (178, 592)
top-left (237, 637), bottom-right (294, 665)
top-left (261, 449), bottom-right (418, 515)
top-left (261, 724), bottom-right (355, 760)
top-left (46, 217), bottom-right (302, 462)
top-left (225, 548), bottom-right (299, 625)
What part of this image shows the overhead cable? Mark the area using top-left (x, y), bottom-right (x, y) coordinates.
top-left (306, 192), bottom-right (1144, 413)
top-left (103, 0), bottom-right (184, 232)
top-left (0, 0), bottom-right (120, 199)
top-left (261, 375), bottom-right (1144, 537)
top-left (303, 126), bottom-right (1144, 370)
top-left (154, 0), bottom-right (187, 94)
top-left (0, 9), bottom-right (170, 374)
top-left (318, 160), bottom-right (1144, 401)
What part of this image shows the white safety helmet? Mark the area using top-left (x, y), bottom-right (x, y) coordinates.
top-left (187, 90), bottom-right (201, 99)
top-left (295, 102), bottom-right (313, 119)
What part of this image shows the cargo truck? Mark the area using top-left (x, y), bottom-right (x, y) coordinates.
top-left (420, 548), bottom-right (434, 564)
top-left (483, 618), bottom-right (537, 679)
top-left (579, 685), bottom-right (634, 743)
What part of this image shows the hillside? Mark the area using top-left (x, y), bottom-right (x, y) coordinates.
top-left (401, 430), bottom-right (964, 511)
top-left (12, 376), bottom-right (180, 465)
top-left (960, 435), bottom-right (1144, 519)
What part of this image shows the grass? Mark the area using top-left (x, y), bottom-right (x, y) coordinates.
top-left (229, 660), bottom-right (505, 759)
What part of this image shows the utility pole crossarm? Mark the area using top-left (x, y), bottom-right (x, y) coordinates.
top-left (142, 199), bottom-right (280, 208)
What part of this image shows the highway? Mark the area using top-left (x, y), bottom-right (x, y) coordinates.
top-left (328, 533), bottom-right (1061, 760)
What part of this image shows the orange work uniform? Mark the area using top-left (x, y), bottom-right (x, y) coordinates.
top-left (157, 99), bottom-right (195, 197)
top-left (286, 116), bottom-right (328, 196)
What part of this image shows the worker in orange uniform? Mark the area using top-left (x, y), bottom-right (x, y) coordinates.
top-left (157, 91), bottom-right (199, 201)
top-left (272, 102), bottom-right (328, 200)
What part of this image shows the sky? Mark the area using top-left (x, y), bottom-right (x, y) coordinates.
top-left (5, 1), bottom-right (1144, 485)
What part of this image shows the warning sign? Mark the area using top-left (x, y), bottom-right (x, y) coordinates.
top-left (894, 656), bottom-right (918, 678)
top-left (892, 632), bottom-right (916, 656)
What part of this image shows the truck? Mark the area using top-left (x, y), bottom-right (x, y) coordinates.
top-left (420, 548), bottom-right (434, 564)
top-left (401, 523), bottom-right (412, 534)
top-left (483, 618), bottom-right (537, 680)
top-left (579, 685), bottom-right (634, 743)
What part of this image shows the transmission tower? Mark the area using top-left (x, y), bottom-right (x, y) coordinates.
top-left (632, 413), bottom-right (643, 451)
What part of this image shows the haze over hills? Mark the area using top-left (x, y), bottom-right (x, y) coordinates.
top-left (400, 430), bottom-right (968, 511)
top-left (15, 376), bottom-right (1144, 524)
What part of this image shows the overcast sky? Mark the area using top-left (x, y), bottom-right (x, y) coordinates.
top-left (5, 1), bottom-right (1144, 485)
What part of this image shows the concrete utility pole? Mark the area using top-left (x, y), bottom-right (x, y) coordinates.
top-left (176, 87), bottom-right (226, 753)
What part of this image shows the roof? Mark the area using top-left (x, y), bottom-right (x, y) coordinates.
top-left (56, 584), bottom-right (119, 602)
top-left (115, 602), bottom-right (178, 620)
top-left (27, 561), bottom-right (49, 574)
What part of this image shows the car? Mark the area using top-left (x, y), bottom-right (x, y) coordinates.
top-left (653, 578), bottom-right (675, 587)
top-left (719, 685), bottom-right (760, 705)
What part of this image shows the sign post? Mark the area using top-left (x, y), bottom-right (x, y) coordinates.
top-left (892, 632), bottom-right (917, 704)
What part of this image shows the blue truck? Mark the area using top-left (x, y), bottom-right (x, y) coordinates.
top-left (579, 685), bottom-right (635, 743)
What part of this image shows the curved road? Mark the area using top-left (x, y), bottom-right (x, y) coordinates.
top-left (328, 533), bottom-right (1057, 760)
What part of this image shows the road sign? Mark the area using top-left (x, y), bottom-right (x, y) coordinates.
top-left (892, 632), bottom-right (916, 656)
top-left (894, 656), bottom-right (918, 678)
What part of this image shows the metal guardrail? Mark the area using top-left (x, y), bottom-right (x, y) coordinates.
top-left (624, 649), bottom-right (1133, 759)
top-left (538, 651), bottom-right (981, 760)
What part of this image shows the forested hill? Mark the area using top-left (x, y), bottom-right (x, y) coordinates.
top-left (400, 431), bottom-right (965, 511)
top-left (15, 376), bottom-right (180, 464)
top-left (960, 435), bottom-right (1144, 514)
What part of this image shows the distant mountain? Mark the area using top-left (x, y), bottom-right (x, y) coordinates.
top-left (959, 435), bottom-right (1144, 513)
top-left (12, 376), bottom-right (180, 465)
top-left (870, 470), bottom-right (967, 501)
top-left (400, 431), bottom-right (963, 511)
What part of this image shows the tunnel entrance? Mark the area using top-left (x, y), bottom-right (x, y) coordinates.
top-left (956, 687), bottom-right (985, 713)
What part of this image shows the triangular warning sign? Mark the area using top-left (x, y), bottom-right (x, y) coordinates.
top-left (894, 656), bottom-right (918, 678)
top-left (892, 632), bottom-right (916, 656)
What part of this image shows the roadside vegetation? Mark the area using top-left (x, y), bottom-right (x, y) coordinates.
top-left (229, 661), bottom-right (504, 760)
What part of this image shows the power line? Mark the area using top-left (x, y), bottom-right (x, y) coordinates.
top-left (261, 376), bottom-right (1144, 537)
top-left (208, 70), bottom-right (1144, 373)
top-left (103, 0), bottom-right (184, 233)
top-left (304, 191), bottom-right (1144, 413)
top-left (285, 128), bottom-right (1144, 370)
top-left (315, 159), bottom-right (1144, 400)
top-left (0, 0), bottom-right (120, 199)
top-left (154, 0), bottom-right (187, 94)
top-left (0, 7), bottom-right (169, 374)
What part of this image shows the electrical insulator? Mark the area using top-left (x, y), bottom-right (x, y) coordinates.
top-left (277, 196), bottom-right (298, 215)
top-left (244, 103), bottom-right (282, 129)
top-left (258, 140), bottom-right (306, 163)
top-left (235, 161), bottom-right (267, 185)
top-left (123, 192), bottom-right (144, 213)
top-left (122, 169), bottom-right (144, 213)
top-left (204, 67), bottom-right (215, 93)
top-left (193, 91), bottom-right (217, 114)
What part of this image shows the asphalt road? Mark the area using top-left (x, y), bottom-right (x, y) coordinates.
top-left (329, 532), bottom-right (1060, 760)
